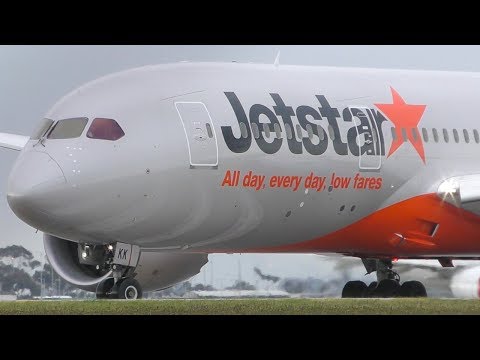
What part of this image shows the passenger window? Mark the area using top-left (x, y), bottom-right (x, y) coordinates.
top-left (422, 128), bottom-right (428, 142)
top-left (263, 123), bottom-right (271, 138)
top-left (474, 129), bottom-right (480, 144)
top-left (306, 124), bottom-right (314, 140)
top-left (443, 129), bottom-right (449, 143)
top-left (318, 125), bottom-right (325, 141)
top-left (274, 123), bottom-right (282, 139)
top-left (205, 123), bottom-right (213, 138)
top-left (86, 118), bottom-right (125, 141)
top-left (453, 129), bottom-right (459, 143)
top-left (251, 122), bottom-right (260, 139)
top-left (284, 123), bottom-right (292, 140)
top-left (48, 117), bottom-right (89, 140)
top-left (432, 128), bottom-right (439, 143)
top-left (31, 118), bottom-right (54, 140)
top-left (296, 124), bottom-right (303, 140)
top-left (327, 125), bottom-right (335, 141)
top-left (463, 129), bottom-right (470, 143)
top-left (391, 127), bottom-right (397, 140)
top-left (401, 128), bottom-right (408, 142)
top-left (239, 122), bottom-right (248, 139)
top-left (372, 127), bottom-right (378, 144)
top-left (411, 128), bottom-right (418, 142)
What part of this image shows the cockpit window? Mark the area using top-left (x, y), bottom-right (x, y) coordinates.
top-left (30, 118), bottom-right (54, 140)
top-left (86, 118), bottom-right (125, 141)
top-left (47, 117), bottom-right (89, 139)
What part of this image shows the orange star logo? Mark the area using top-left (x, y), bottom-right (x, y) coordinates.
top-left (375, 87), bottom-right (427, 164)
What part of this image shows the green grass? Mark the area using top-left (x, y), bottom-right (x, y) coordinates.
top-left (0, 298), bottom-right (480, 315)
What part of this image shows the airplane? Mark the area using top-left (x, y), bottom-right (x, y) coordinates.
top-left (2, 61), bottom-right (480, 299)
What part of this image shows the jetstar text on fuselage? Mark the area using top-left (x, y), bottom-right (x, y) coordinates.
top-left (221, 92), bottom-right (388, 157)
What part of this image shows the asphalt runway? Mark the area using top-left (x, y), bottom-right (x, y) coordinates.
top-left (0, 298), bottom-right (479, 314)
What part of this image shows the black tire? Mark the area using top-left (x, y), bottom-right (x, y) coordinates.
top-left (372, 279), bottom-right (400, 298)
top-left (117, 278), bottom-right (143, 300)
top-left (366, 281), bottom-right (378, 297)
top-left (96, 278), bottom-right (115, 299)
top-left (398, 281), bottom-right (428, 298)
top-left (342, 281), bottom-right (368, 298)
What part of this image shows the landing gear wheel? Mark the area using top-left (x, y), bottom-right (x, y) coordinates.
top-left (366, 281), bottom-right (378, 297)
top-left (96, 278), bottom-right (115, 299)
top-left (398, 281), bottom-right (427, 298)
top-left (372, 279), bottom-right (400, 298)
top-left (342, 281), bottom-right (367, 298)
top-left (117, 278), bottom-right (143, 300)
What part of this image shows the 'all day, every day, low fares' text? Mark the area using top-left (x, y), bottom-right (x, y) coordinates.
top-left (221, 170), bottom-right (383, 192)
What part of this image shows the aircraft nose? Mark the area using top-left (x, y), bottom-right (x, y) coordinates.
top-left (7, 151), bottom-right (66, 229)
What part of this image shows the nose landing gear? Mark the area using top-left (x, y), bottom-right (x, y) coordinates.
top-left (94, 242), bottom-right (143, 300)
top-left (341, 258), bottom-right (427, 298)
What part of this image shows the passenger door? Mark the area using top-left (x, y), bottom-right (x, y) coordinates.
top-left (175, 102), bottom-right (219, 168)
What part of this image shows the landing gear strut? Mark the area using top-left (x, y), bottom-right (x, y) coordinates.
top-left (370, 259), bottom-right (400, 298)
top-left (341, 258), bottom-right (427, 298)
top-left (96, 278), bottom-right (115, 299)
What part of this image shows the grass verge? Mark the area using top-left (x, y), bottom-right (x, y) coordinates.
top-left (0, 298), bottom-right (479, 315)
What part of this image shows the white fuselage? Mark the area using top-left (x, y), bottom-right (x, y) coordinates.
top-left (7, 63), bottom-right (480, 258)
